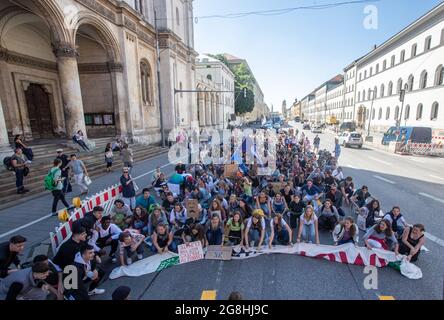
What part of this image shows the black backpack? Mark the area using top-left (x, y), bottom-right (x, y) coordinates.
top-left (3, 157), bottom-right (14, 171)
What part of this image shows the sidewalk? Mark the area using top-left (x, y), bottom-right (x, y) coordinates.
top-left (0, 152), bottom-right (175, 250)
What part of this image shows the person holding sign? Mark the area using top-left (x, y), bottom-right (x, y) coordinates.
top-left (182, 224), bottom-right (206, 248)
top-left (269, 214), bottom-right (293, 248)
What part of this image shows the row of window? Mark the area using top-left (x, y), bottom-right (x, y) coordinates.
top-left (345, 70), bottom-right (356, 81)
top-left (358, 65), bottom-right (444, 102)
top-left (359, 29), bottom-right (444, 82)
top-left (370, 102), bottom-right (440, 122)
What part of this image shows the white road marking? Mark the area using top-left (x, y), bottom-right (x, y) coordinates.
top-left (418, 192), bottom-right (444, 204)
top-left (429, 174), bottom-right (444, 181)
top-left (344, 164), bottom-right (357, 169)
top-left (373, 175), bottom-right (396, 184)
top-left (425, 232), bottom-right (444, 248)
top-left (0, 156), bottom-right (181, 240)
top-left (368, 156), bottom-right (392, 166)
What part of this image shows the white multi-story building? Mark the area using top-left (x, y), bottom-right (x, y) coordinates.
top-left (299, 2), bottom-right (444, 136)
top-left (313, 75), bottom-right (343, 123)
top-left (326, 81), bottom-right (344, 121)
top-left (195, 54), bottom-right (235, 129)
top-left (355, 2), bottom-right (444, 134)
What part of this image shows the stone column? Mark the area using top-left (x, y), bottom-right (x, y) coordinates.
top-left (109, 63), bottom-right (130, 139)
top-left (205, 94), bottom-right (211, 127)
top-left (0, 96), bottom-right (13, 161)
top-left (198, 94), bottom-right (205, 127)
top-left (54, 43), bottom-right (86, 138)
top-left (211, 94), bottom-right (217, 126)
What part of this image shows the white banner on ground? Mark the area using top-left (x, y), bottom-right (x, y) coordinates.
top-left (108, 243), bottom-right (415, 280)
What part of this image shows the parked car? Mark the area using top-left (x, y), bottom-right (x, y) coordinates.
top-left (338, 132), bottom-right (363, 148)
top-left (312, 126), bottom-right (323, 133)
top-left (303, 124), bottom-right (311, 130)
top-left (381, 126), bottom-right (432, 145)
top-left (339, 122), bottom-right (357, 132)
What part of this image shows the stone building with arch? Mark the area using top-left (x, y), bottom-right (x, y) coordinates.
top-left (0, 0), bottom-right (197, 155)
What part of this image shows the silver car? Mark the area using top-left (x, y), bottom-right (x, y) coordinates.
top-left (338, 132), bottom-right (363, 148)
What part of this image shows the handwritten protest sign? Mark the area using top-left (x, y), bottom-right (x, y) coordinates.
top-left (205, 245), bottom-right (232, 261)
top-left (185, 199), bottom-right (200, 219)
top-left (178, 241), bottom-right (204, 264)
top-left (224, 164), bottom-right (238, 177)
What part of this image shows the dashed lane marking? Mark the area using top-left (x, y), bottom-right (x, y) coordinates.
top-left (368, 156), bottom-right (392, 166)
top-left (201, 290), bottom-right (217, 300)
top-left (373, 175), bottom-right (396, 184)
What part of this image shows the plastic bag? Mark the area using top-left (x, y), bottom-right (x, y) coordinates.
top-left (400, 258), bottom-right (423, 279)
top-left (83, 175), bottom-right (92, 186)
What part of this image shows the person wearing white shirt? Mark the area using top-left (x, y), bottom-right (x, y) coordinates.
top-left (89, 216), bottom-right (122, 263)
top-left (332, 167), bottom-right (344, 182)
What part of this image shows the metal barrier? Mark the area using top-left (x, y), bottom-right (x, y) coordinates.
top-left (405, 142), bottom-right (444, 157)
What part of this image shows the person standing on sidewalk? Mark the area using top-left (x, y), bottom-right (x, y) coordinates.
top-left (50, 159), bottom-right (70, 215)
top-left (121, 144), bottom-right (133, 173)
top-left (120, 168), bottom-right (136, 210)
top-left (10, 148), bottom-right (30, 194)
top-left (313, 135), bottom-right (320, 154)
top-left (104, 143), bottom-right (114, 172)
top-left (68, 154), bottom-right (89, 195)
top-left (56, 149), bottom-right (72, 194)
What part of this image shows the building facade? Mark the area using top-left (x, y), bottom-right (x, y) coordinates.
top-left (299, 3), bottom-right (444, 135)
top-left (195, 54), bottom-right (235, 129)
top-left (326, 81), bottom-right (344, 121)
top-left (0, 0), bottom-right (198, 150)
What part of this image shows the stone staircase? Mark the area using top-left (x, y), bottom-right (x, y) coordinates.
top-left (0, 137), bottom-right (168, 209)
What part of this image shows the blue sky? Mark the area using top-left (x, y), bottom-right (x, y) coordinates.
top-left (194, 0), bottom-right (444, 111)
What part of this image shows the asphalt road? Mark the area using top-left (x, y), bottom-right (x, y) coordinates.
top-left (92, 122), bottom-right (444, 300)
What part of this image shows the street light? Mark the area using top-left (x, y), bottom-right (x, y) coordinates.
top-left (366, 89), bottom-right (376, 139)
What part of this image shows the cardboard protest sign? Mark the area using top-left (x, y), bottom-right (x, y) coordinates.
top-left (178, 241), bottom-right (204, 264)
top-left (271, 181), bottom-right (294, 193)
top-left (185, 199), bottom-right (200, 219)
top-left (205, 245), bottom-right (232, 261)
top-left (224, 164), bottom-right (238, 177)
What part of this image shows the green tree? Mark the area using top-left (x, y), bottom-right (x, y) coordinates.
top-left (208, 55), bottom-right (256, 115)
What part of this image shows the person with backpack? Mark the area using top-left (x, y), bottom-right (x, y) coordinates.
top-left (383, 206), bottom-right (409, 238)
top-left (47, 159), bottom-right (70, 215)
top-left (14, 135), bottom-right (33, 161)
top-left (9, 148), bottom-right (30, 194)
top-left (56, 149), bottom-right (72, 193)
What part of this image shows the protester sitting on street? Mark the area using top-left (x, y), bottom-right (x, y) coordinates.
top-left (49, 159), bottom-right (70, 215)
top-left (224, 211), bottom-right (244, 246)
top-left (73, 130), bottom-right (90, 152)
top-left (169, 202), bottom-right (190, 230)
top-left (271, 193), bottom-right (288, 217)
top-left (363, 220), bottom-right (399, 254)
top-left (227, 194), bottom-right (240, 215)
top-left (136, 188), bottom-right (157, 212)
top-left (281, 184), bottom-right (295, 206)
top-left (325, 184), bottom-right (345, 217)
top-left (288, 194), bottom-right (306, 230)
top-left (364, 199), bottom-right (384, 229)
top-left (205, 214), bottom-right (224, 246)
top-left (68, 245), bottom-right (105, 299)
top-left (256, 192), bottom-right (272, 218)
top-left (323, 171), bottom-right (336, 189)
top-left (350, 185), bottom-right (372, 208)
top-left (237, 198), bottom-right (253, 220)
top-left (148, 206), bottom-right (169, 236)
top-left (112, 286), bottom-right (131, 300)
top-left (53, 225), bottom-right (87, 270)
top-left (163, 192), bottom-right (177, 213)
top-left (208, 199), bottom-right (226, 222)
top-left (120, 167), bottom-right (136, 209)
top-left (269, 214), bottom-right (293, 247)
top-left (399, 224), bottom-right (426, 262)
top-left (0, 262), bottom-right (50, 300)
top-left (244, 211), bottom-right (267, 250)
top-left (297, 205), bottom-right (320, 245)
top-left (383, 206), bottom-right (409, 238)
top-left (68, 154), bottom-right (89, 195)
top-left (339, 176), bottom-right (354, 206)
top-left (333, 217), bottom-right (359, 245)
top-left (10, 148), bottom-right (30, 194)
top-left (318, 199), bottom-right (340, 231)
top-left (301, 179), bottom-right (323, 212)
top-left (77, 206), bottom-right (104, 239)
top-left (14, 135), bottom-right (33, 161)
top-left (150, 224), bottom-right (176, 254)
top-left (0, 235), bottom-right (26, 278)
top-left (110, 199), bottom-right (132, 230)
top-left (130, 206), bottom-right (149, 235)
top-left (32, 255), bottom-right (63, 300)
top-left (182, 224), bottom-right (206, 248)
top-left (119, 231), bottom-right (146, 264)
top-left (89, 216), bottom-right (122, 263)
